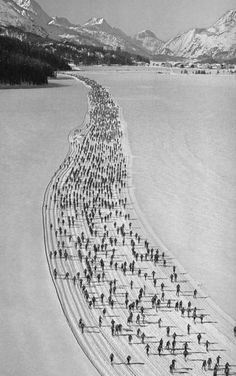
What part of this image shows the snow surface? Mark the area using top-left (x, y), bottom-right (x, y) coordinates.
top-left (1, 69), bottom-right (236, 376)
top-left (1, 1), bottom-right (235, 58)
top-left (40, 70), bottom-right (236, 376)
top-left (82, 68), bottom-right (236, 321)
top-left (84, 17), bottom-right (106, 27)
top-left (0, 78), bottom-right (99, 376)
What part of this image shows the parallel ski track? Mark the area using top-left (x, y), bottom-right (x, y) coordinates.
top-left (42, 73), bottom-right (236, 376)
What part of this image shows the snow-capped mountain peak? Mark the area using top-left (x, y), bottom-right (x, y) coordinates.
top-left (82, 16), bottom-right (116, 35)
top-left (0, 0), bottom-right (235, 60)
top-left (161, 9), bottom-right (236, 59)
top-left (13, 0), bottom-right (45, 16)
top-left (14, 0), bottom-right (32, 10)
top-left (208, 9), bottom-right (236, 34)
top-left (12, 0), bottom-right (51, 24)
top-left (0, 0), bottom-right (49, 36)
top-left (83, 17), bottom-right (109, 28)
top-left (136, 30), bottom-right (158, 39)
top-left (215, 9), bottom-right (236, 25)
top-left (133, 29), bottom-right (164, 55)
top-left (84, 17), bottom-right (105, 26)
top-left (48, 16), bottom-right (75, 28)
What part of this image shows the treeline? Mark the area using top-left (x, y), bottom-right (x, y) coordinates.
top-left (42, 42), bottom-right (150, 66)
top-left (0, 28), bottom-right (149, 66)
top-left (0, 35), bottom-right (71, 86)
top-left (62, 43), bottom-right (149, 66)
top-left (0, 31), bottom-right (150, 85)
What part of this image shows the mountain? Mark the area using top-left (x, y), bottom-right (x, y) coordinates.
top-left (0, 0), bottom-right (235, 60)
top-left (83, 17), bottom-right (114, 33)
top-left (161, 10), bottom-right (236, 59)
top-left (82, 17), bottom-right (152, 55)
top-left (133, 30), bottom-right (165, 55)
top-left (48, 16), bottom-right (75, 28)
top-left (0, 1), bottom-right (152, 54)
top-left (0, 0), bottom-right (48, 36)
top-left (13, 0), bottom-right (51, 26)
top-left (0, 0), bottom-right (104, 46)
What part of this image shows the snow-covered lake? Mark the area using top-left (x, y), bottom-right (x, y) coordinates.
top-left (1, 70), bottom-right (236, 376)
top-left (0, 77), bottom-right (99, 376)
top-left (82, 69), bottom-right (236, 321)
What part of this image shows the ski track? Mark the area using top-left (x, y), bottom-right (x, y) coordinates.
top-left (42, 73), bottom-right (236, 376)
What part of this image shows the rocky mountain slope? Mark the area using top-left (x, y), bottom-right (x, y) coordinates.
top-left (0, 0), bottom-right (151, 55)
top-left (81, 17), bottom-right (149, 55)
top-left (0, 0), bottom-right (235, 60)
top-left (161, 10), bottom-right (236, 59)
top-left (133, 30), bottom-right (165, 55)
top-left (0, 0), bottom-right (48, 36)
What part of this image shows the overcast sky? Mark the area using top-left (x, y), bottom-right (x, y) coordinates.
top-left (37, 0), bottom-right (235, 40)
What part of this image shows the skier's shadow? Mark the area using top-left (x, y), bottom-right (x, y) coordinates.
top-left (113, 362), bottom-right (145, 365)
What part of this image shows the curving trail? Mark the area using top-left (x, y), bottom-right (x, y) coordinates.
top-left (42, 73), bottom-right (236, 376)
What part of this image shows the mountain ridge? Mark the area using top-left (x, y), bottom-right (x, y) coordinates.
top-left (0, 0), bottom-right (235, 60)
top-left (161, 9), bottom-right (236, 59)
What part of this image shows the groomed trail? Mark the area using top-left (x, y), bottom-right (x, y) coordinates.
top-left (42, 73), bottom-right (236, 376)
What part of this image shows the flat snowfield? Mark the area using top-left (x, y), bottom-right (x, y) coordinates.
top-left (81, 68), bottom-right (236, 321)
top-left (0, 77), bottom-right (99, 376)
top-left (1, 70), bottom-right (236, 376)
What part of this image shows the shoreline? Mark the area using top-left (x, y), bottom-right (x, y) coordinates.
top-left (43, 73), bottom-right (236, 375)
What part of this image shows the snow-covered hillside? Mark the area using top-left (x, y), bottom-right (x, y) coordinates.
top-left (0, 0), bottom-right (235, 59)
top-left (82, 17), bottom-right (151, 55)
top-left (0, 0), bottom-right (47, 36)
top-left (133, 30), bottom-right (164, 55)
top-left (161, 10), bottom-right (236, 59)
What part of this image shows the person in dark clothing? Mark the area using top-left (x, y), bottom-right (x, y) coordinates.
top-left (110, 353), bottom-right (114, 365)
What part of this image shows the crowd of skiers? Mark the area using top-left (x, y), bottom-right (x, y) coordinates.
top-left (45, 74), bottom-right (233, 375)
